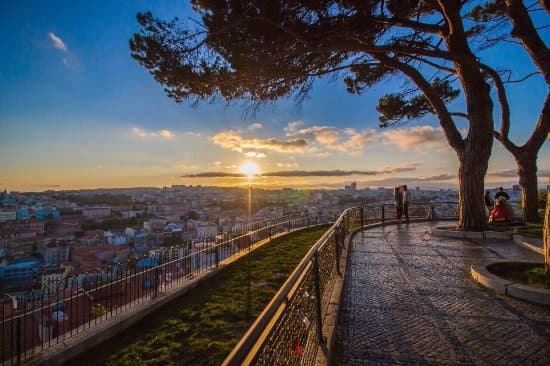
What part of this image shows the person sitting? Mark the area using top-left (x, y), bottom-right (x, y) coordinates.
top-left (484, 190), bottom-right (493, 216)
top-left (489, 196), bottom-right (510, 222)
top-left (494, 187), bottom-right (509, 200)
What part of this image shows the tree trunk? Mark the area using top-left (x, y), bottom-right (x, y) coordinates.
top-left (544, 187), bottom-right (549, 275)
top-left (458, 147), bottom-right (490, 231)
top-left (516, 151), bottom-right (540, 222)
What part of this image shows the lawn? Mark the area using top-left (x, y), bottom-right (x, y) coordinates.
top-left (488, 262), bottom-right (550, 290)
top-left (72, 225), bottom-right (330, 366)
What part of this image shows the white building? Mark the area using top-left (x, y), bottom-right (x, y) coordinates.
top-left (105, 231), bottom-right (128, 246)
top-left (0, 210), bottom-right (16, 223)
top-left (82, 207), bottom-right (111, 220)
top-left (196, 222), bottom-right (219, 238)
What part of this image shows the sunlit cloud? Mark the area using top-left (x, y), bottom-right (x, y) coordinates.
top-left (382, 125), bottom-right (448, 151)
top-left (488, 168), bottom-right (550, 178)
top-left (285, 123), bottom-right (377, 155)
top-left (244, 151), bottom-right (266, 158)
top-left (48, 32), bottom-right (68, 52)
top-left (211, 130), bottom-right (308, 153)
top-left (247, 123), bottom-right (263, 130)
top-left (183, 163), bottom-right (422, 178)
top-left (132, 127), bottom-right (175, 139)
top-left (213, 161), bottom-right (222, 168)
top-left (277, 161), bottom-right (299, 168)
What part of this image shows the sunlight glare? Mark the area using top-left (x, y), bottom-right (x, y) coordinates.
top-left (239, 161), bottom-right (260, 179)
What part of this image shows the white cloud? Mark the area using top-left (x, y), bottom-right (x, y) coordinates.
top-left (286, 123), bottom-right (377, 154)
top-left (132, 127), bottom-right (175, 139)
top-left (382, 125), bottom-right (448, 151)
top-left (283, 121), bottom-right (304, 134)
top-left (244, 151), bottom-right (267, 158)
top-left (213, 161), bottom-right (222, 168)
top-left (48, 32), bottom-right (68, 52)
top-left (277, 161), bottom-right (299, 168)
top-left (211, 130), bottom-right (308, 153)
top-left (247, 123), bottom-right (263, 130)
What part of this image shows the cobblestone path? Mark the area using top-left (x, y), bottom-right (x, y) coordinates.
top-left (335, 221), bottom-right (550, 366)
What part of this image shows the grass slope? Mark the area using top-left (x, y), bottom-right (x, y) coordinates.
top-left (74, 225), bottom-right (330, 366)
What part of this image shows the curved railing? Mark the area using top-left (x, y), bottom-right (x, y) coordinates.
top-left (0, 213), bottom-right (332, 365)
top-left (223, 202), bottom-right (458, 366)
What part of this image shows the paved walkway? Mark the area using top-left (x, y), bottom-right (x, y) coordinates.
top-left (335, 221), bottom-right (550, 366)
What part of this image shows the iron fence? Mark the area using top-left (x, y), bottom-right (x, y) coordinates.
top-left (223, 202), bottom-right (458, 366)
top-left (0, 213), bottom-right (333, 365)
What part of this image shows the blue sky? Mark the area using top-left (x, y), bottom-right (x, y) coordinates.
top-left (0, 1), bottom-right (548, 191)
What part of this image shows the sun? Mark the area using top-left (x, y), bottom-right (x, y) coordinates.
top-left (239, 161), bottom-right (260, 179)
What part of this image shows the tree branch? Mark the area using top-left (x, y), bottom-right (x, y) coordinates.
top-left (505, 0), bottom-right (550, 84)
top-left (378, 55), bottom-right (464, 152)
top-left (480, 64), bottom-right (512, 142)
top-left (504, 71), bottom-right (541, 83)
top-left (522, 93), bottom-right (550, 152)
top-left (371, 16), bottom-right (447, 35)
top-left (408, 55), bottom-right (457, 73)
top-left (450, 112), bottom-right (469, 119)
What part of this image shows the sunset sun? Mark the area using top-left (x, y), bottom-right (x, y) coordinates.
top-left (239, 161), bottom-right (260, 179)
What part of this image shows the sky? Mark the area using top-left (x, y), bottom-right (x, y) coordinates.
top-left (0, 1), bottom-right (548, 192)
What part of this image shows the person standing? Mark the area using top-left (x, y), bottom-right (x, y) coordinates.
top-left (402, 185), bottom-right (410, 223)
top-left (494, 187), bottom-right (510, 200)
top-left (394, 186), bottom-right (403, 221)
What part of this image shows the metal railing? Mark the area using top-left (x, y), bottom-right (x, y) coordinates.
top-left (223, 202), bottom-right (459, 366)
top-left (0, 213), bottom-right (333, 365)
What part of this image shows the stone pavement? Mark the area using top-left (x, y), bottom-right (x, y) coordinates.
top-left (334, 221), bottom-right (550, 366)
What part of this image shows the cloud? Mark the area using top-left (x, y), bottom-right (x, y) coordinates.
top-left (277, 161), bottom-right (299, 168)
top-left (244, 151), bottom-right (266, 158)
top-left (488, 169), bottom-right (550, 178)
top-left (285, 123), bottom-right (377, 154)
top-left (213, 161), bottom-right (222, 168)
top-left (132, 127), bottom-right (175, 139)
top-left (247, 123), bottom-right (263, 130)
top-left (211, 130), bottom-right (308, 153)
top-left (382, 125), bottom-right (448, 151)
top-left (283, 121), bottom-right (304, 134)
top-left (48, 32), bottom-right (68, 52)
top-left (183, 167), bottom-right (422, 178)
top-left (417, 174), bottom-right (455, 181)
top-left (379, 163), bottom-right (423, 174)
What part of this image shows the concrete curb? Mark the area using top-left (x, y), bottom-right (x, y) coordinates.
top-left (471, 261), bottom-right (550, 307)
top-left (429, 228), bottom-right (511, 240)
top-left (512, 234), bottom-right (544, 255)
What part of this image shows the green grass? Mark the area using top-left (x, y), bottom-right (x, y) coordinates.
top-left (73, 225), bottom-right (330, 366)
top-left (512, 224), bottom-right (543, 239)
top-left (488, 262), bottom-right (550, 290)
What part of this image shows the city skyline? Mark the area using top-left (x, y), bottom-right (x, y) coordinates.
top-left (1, 1), bottom-right (549, 192)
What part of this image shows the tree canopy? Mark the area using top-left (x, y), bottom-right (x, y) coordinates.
top-left (130, 0), bottom-right (549, 229)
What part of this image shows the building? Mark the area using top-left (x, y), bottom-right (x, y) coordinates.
top-left (0, 260), bottom-right (40, 289)
top-left (196, 222), bottom-right (219, 238)
top-left (105, 231), bottom-right (127, 246)
top-left (82, 207), bottom-right (111, 220)
top-left (40, 241), bottom-right (71, 266)
top-left (0, 210), bottom-right (16, 223)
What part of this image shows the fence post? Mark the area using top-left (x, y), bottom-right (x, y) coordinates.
top-left (335, 233), bottom-right (341, 276)
top-left (312, 252), bottom-right (326, 351)
top-left (428, 205), bottom-right (435, 220)
top-left (16, 316), bottom-right (22, 365)
top-left (153, 267), bottom-right (159, 298)
top-left (381, 205), bottom-right (385, 223)
top-left (360, 206), bottom-right (364, 226)
top-left (215, 246), bottom-right (219, 268)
